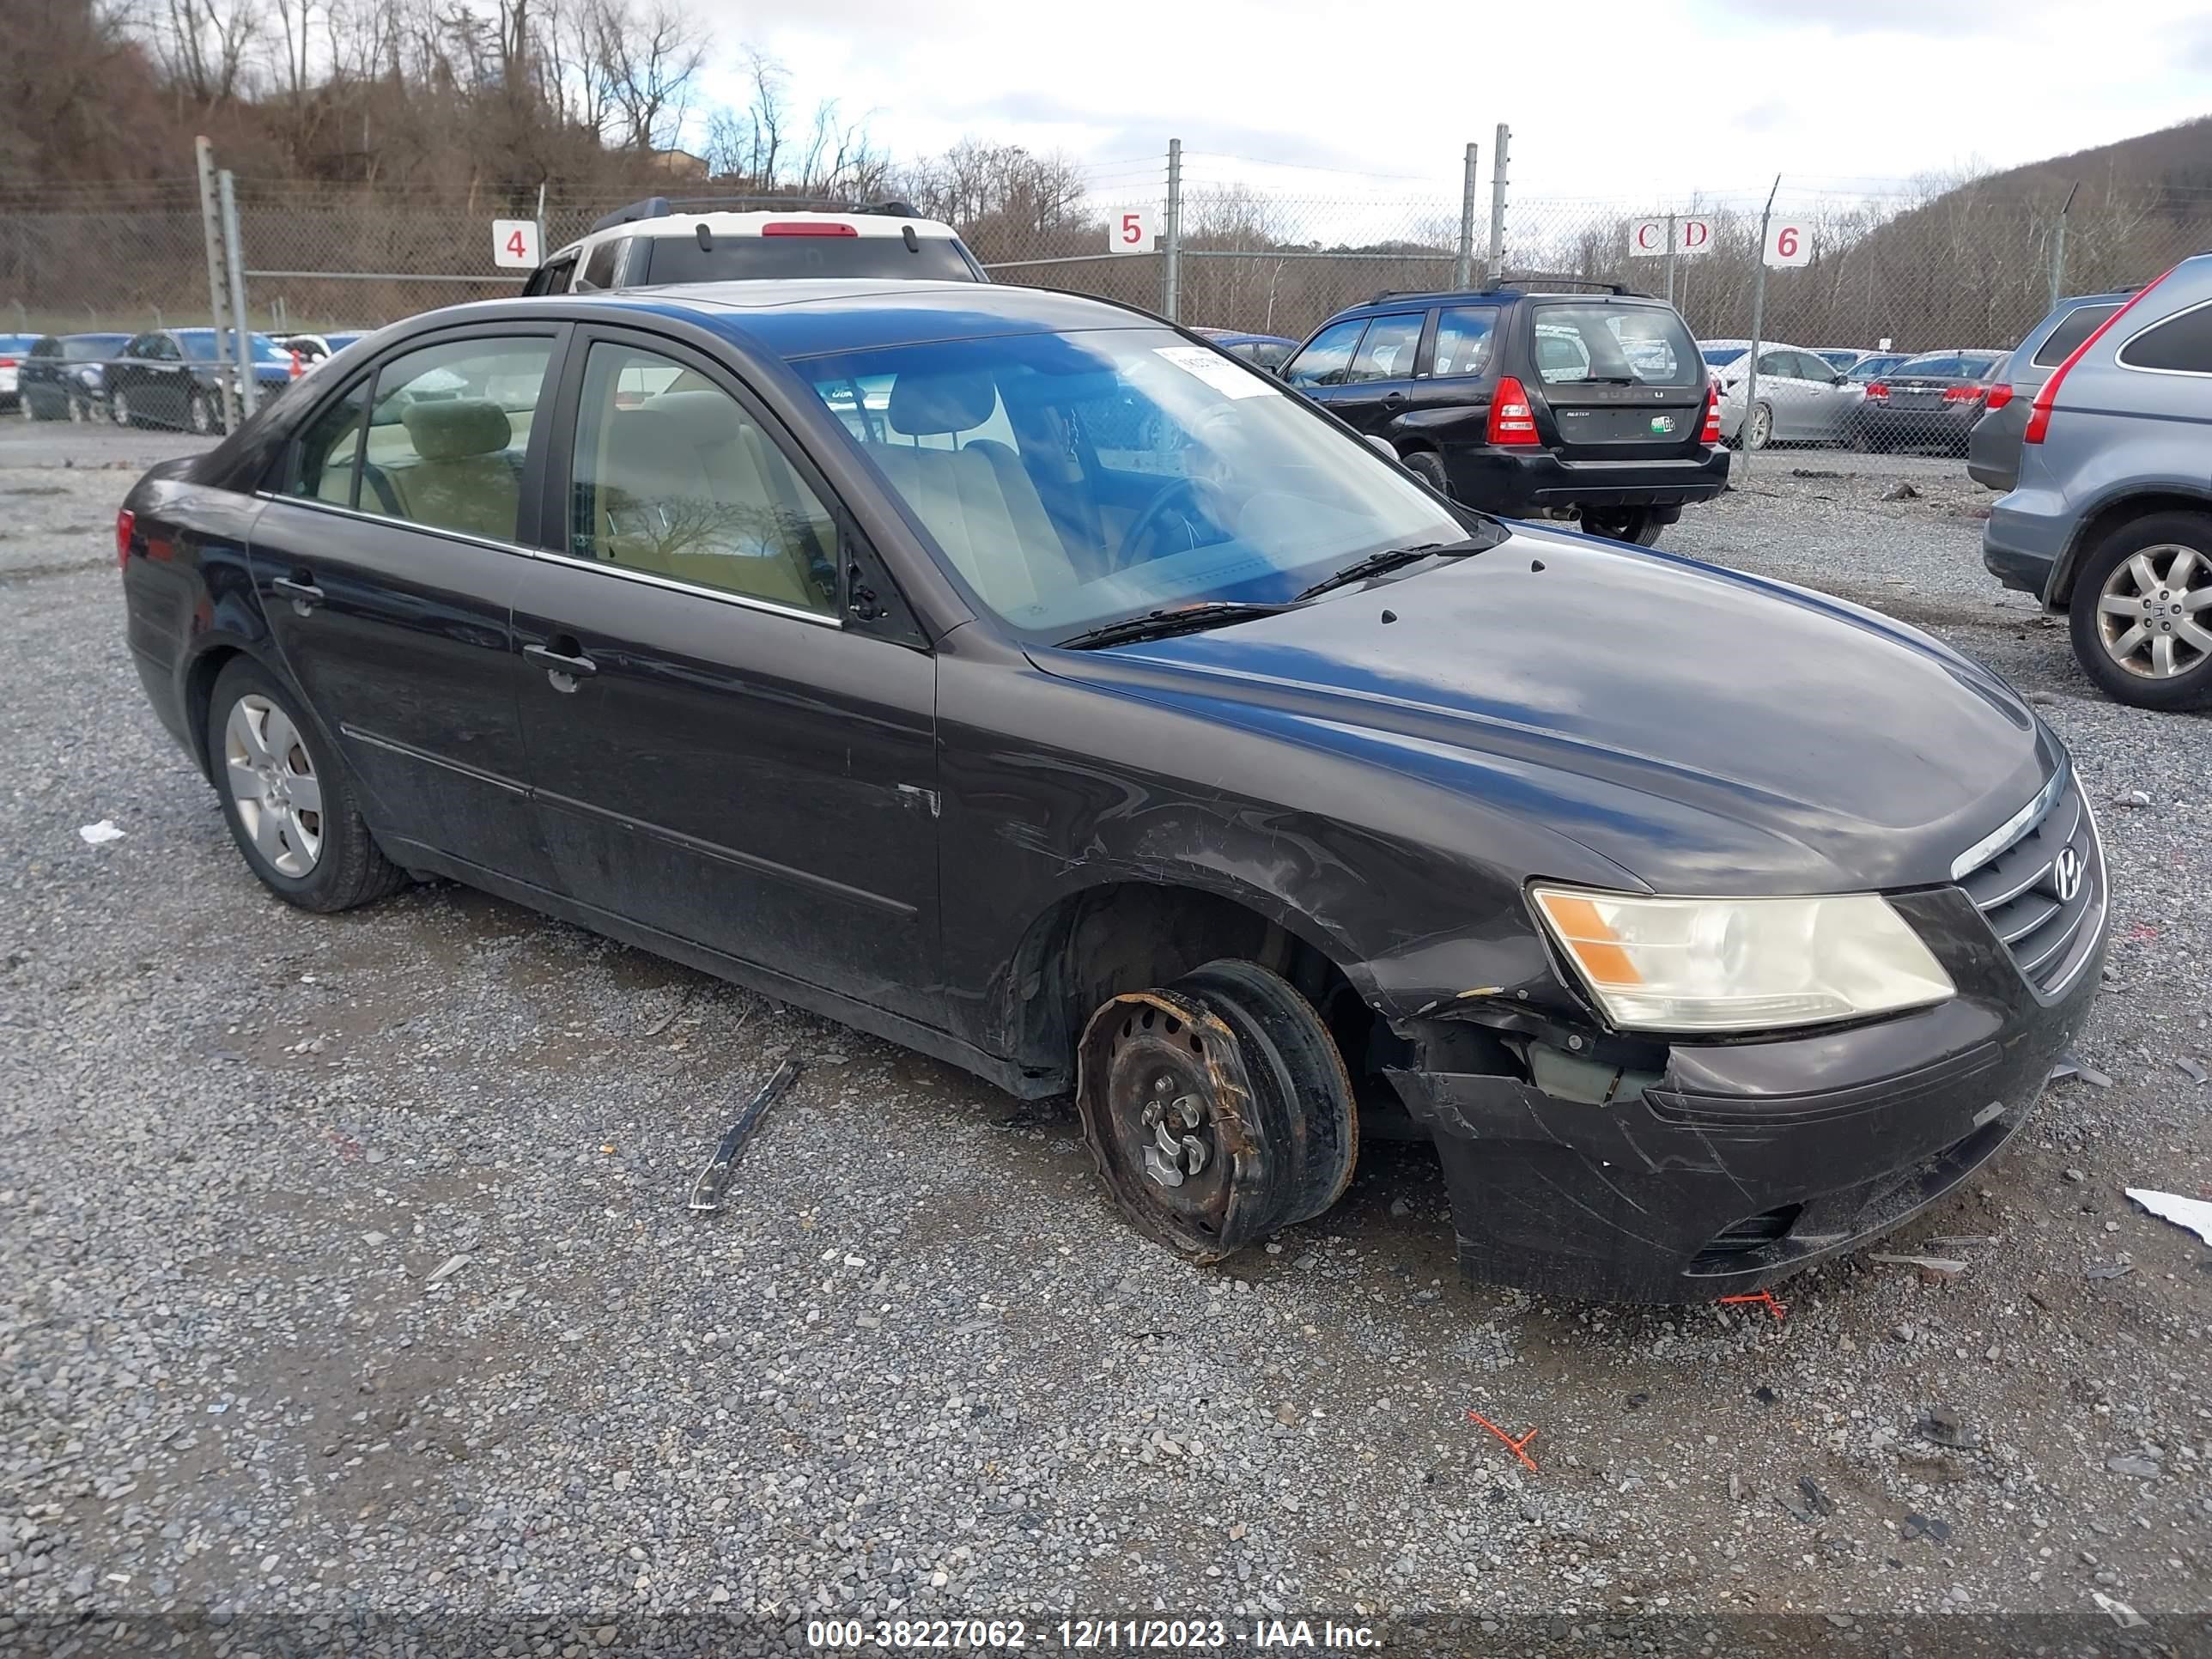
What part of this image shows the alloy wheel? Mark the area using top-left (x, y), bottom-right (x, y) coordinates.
top-left (224, 695), bottom-right (325, 877)
top-left (112, 391), bottom-right (131, 427)
top-left (189, 394), bottom-right (214, 435)
top-left (1747, 402), bottom-right (1772, 449)
top-left (2095, 543), bottom-right (2212, 680)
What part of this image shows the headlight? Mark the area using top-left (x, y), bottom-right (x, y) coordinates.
top-left (1531, 885), bottom-right (1954, 1033)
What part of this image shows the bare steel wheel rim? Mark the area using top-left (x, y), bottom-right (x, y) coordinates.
top-left (2096, 543), bottom-right (2212, 681)
top-left (225, 695), bottom-right (325, 877)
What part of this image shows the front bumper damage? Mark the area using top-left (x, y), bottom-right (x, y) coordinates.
top-left (1381, 887), bottom-right (2104, 1304)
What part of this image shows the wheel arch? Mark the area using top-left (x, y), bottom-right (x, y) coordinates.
top-left (995, 875), bottom-right (1373, 1094)
top-left (2049, 489), bottom-right (2212, 609)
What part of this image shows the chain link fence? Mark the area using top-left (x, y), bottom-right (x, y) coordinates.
top-left (8, 138), bottom-right (2209, 436)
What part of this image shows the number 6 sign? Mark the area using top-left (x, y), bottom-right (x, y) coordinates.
top-left (493, 218), bottom-right (543, 270)
top-left (1763, 220), bottom-right (1811, 268)
top-left (1108, 205), bottom-right (1158, 254)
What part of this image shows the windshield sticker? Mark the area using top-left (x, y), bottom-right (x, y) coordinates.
top-left (1153, 345), bottom-right (1279, 399)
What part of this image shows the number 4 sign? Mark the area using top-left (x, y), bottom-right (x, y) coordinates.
top-left (493, 219), bottom-right (543, 270)
top-left (1763, 220), bottom-right (1812, 268)
top-left (1108, 205), bottom-right (1158, 255)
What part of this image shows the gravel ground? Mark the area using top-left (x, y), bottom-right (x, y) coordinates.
top-left (4, 422), bottom-right (2209, 1650)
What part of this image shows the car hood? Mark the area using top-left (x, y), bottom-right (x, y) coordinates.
top-left (1030, 527), bottom-right (2060, 895)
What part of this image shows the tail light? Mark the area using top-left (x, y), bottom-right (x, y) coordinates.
top-left (1863, 381), bottom-right (1889, 399)
top-left (1942, 385), bottom-right (1987, 404)
top-left (1698, 380), bottom-right (1723, 445)
top-left (1984, 383), bottom-right (2014, 411)
top-left (289, 349), bottom-right (304, 380)
top-left (115, 508), bottom-right (135, 570)
top-left (761, 222), bottom-right (859, 237)
top-left (0, 356), bottom-right (16, 371)
top-left (1486, 375), bottom-right (1539, 447)
top-left (2027, 266), bottom-right (2173, 444)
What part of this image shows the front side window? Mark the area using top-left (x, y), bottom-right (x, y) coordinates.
top-left (795, 326), bottom-right (1476, 639)
top-left (568, 342), bottom-right (838, 616)
top-left (1282, 317), bottom-right (1368, 389)
top-left (360, 337), bottom-right (552, 542)
top-left (286, 374), bottom-right (371, 507)
top-left (1346, 313), bottom-right (1424, 384)
top-left (1431, 307), bottom-right (1496, 378)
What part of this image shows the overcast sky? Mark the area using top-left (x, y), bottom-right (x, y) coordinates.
top-left (699, 0), bottom-right (2212, 208)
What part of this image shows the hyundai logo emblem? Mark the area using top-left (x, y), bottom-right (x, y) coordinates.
top-left (2052, 846), bottom-right (2083, 903)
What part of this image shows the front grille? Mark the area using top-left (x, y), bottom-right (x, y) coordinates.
top-left (1955, 773), bottom-right (2101, 994)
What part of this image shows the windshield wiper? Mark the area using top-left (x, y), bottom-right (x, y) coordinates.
top-left (1054, 601), bottom-right (1296, 651)
top-left (1293, 535), bottom-right (1493, 603)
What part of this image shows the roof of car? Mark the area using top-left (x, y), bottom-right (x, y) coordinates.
top-left (508, 279), bottom-right (1161, 359)
top-left (562, 210), bottom-right (964, 256)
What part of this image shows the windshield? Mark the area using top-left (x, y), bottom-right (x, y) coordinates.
top-left (1701, 345), bottom-right (1748, 368)
top-left (796, 327), bottom-right (1474, 640)
top-left (641, 234), bottom-right (977, 284)
top-left (64, 337), bottom-right (127, 361)
top-left (180, 331), bottom-right (288, 363)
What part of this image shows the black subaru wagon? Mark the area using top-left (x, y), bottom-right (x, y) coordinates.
top-left (118, 281), bottom-right (2105, 1302)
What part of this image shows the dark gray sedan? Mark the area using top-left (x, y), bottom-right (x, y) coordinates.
top-left (1850, 349), bottom-right (2007, 453)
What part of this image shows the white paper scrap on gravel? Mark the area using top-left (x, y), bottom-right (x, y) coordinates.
top-left (77, 820), bottom-right (125, 846)
top-left (2126, 1188), bottom-right (2212, 1248)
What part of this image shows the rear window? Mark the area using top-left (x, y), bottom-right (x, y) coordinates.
top-left (1892, 353), bottom-right (2001, 380)
top-left (2118, 301), bottom-right (2212, 374)
top-left (63, 338), bottom-right (118, 361)
top-left (1532, 304), bottom-right (1700, 387)
top-left (2032, 303), bottom-right (2121, 368)
top-left (640, 234), bottom-right (977, 284)
top-left (1701, 345), bottom-right (1748, 368)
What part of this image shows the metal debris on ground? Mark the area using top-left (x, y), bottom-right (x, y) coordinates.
top-left (77, 820), bottom-right (125, 845)
top-left (2086, 1261), bottom-right (2135, 1280)
top-left (1880, 481), bottom-right (1920, 501)
top-left (1717, 1289), bottom-right (1787, 1321)
top-left (1900, 1511), bottom-right (1952, 1544)
top-left (686, 1058), bottom-right (802, 1214)
top-left (2049, 1051), bottom-right (2113, 1088)
top-left (2093, 1592), bottom-right (2148, 1630)
top-left (1915, 1405), bottom-right (1979, 1450)
top-left (1466, 1411), bottom-right (1540, 1473)
top-left (2125, 1188), bottom-right (2212, 1248)
top-left (1797, 1476), bottom-right (1834, 1516)
top-left (1868, 1252), bottom-right (1969, 1279)
top-left (2172, 1056), bottom-right (2209, 1085)
top-left (425, 1254), bottom-right (471, 1285)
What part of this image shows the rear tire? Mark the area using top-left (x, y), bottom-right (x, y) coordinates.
top-left (1581, 507), bottom-right (1664, 547)
top-left (2066, 510), bottom-right (2212, 711)
top-left (1401, 450), bottom-right (1451, 496)
top-left (112, 389), bottom-right (137, 428)
top-left (1741, 401), bottom-right (1772, 451)
top-left (186, 391), bottom-right (218, 436)
top-left (208, 657), bottom-right (410, 912)
top-left (1075, 958), bottom-right (1357, 1263)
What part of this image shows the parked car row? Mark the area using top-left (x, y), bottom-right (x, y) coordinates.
top-left (9, 329), bottom-right (314, 432)
top-left (1698, 338), bottom-right (2003, 453)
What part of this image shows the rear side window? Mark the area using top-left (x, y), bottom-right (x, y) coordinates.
top-left (1284, 318), bottom-right (1368, 389)
top-left (1431, 307), bottom-right (1495, 377)
top-left (2033, 302), bottom-right (2121, 368)
top-left (1346, 313), bottom-right (1423, 383)
top-left (575, 237), bottom-right (627, 292)
top-left (285, 374), bottom-right (372, 507)
top-left (2118, 301), bottom-right (2212, 374)
top-left (641, 234), bottom-right (977, 283)
top-left (360, 337), bottom-right (554, 542)
top-left (1532, 304), bottom-right (1700, 387)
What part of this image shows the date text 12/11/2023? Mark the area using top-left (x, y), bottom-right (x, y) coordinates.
top-left (805, 1618), bottom-right (1385, 1650)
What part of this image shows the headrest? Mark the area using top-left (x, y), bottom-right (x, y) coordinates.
top-left (401, 398), bottom-right (511, 461)
top-left (641, 388), bottom-right (746, 447)
top-left (887, 370), bottom-right (998, 436)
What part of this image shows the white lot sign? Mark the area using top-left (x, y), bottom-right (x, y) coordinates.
top-left (1763, 219), bottom-right (1813, 268)
top-left (1627, 216), bottom-right (1713, 258)
top-left (493, 219), bottom-right (543, 270)
top-left (1109, 205), bottom-right (1158, 254)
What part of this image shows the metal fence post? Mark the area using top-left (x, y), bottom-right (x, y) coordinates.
top-left (218, 169), bottom-right (257, 420)
top-left (1741, 174), bottom-right (1780, 482)
top-left (1486, 125), bottom-right (1510, 283)
top-left (1455, 143), bottom-right (1479, 289)
top-left (2050, 181), bottom-right (2077, 311)
top-left (1664, 211), bottom-right (1677, 306)
top-left (193, 137), bottom-right (239, 430)
top-left (1163, 138), bottom-right (1182, 322)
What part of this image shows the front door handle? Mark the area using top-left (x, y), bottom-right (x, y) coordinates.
top-left (271, 574), bottom-right (324, 611)
top-left (524, 642), bottom-right (599, 680)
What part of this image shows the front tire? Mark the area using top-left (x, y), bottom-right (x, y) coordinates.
top-left (2067, 511), bottom-right (2212, 710)
top-left (208, 658), bottom-right (410, 911)
top-left (1075, 959), bottom-right (1357, 1263)
top-left (112, 389), bottom-right (137, 428)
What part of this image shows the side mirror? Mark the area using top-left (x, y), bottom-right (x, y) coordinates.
top-left (1832, 374), bottom-right (1849, 386)
top-left (1365, 434), bottom-right (1398, 460)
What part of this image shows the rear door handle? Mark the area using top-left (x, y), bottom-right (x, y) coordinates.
top-left (523, 642), bottom-right (599, 678)
top-left (1382, 391), bottom-right (1407, 405)
top-left (271, 574), bottom-right (324, 609)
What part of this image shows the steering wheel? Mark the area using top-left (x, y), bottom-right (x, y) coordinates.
top-left (1115, 476), bottom-right (1230, 570)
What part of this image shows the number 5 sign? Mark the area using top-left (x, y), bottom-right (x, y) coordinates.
top-left (1763, 220), bottom-right (1812, 268)
top-left (493, 219), bottom-right (543, 270)
top-left (1108, 205), bottom-right (1158, 254)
